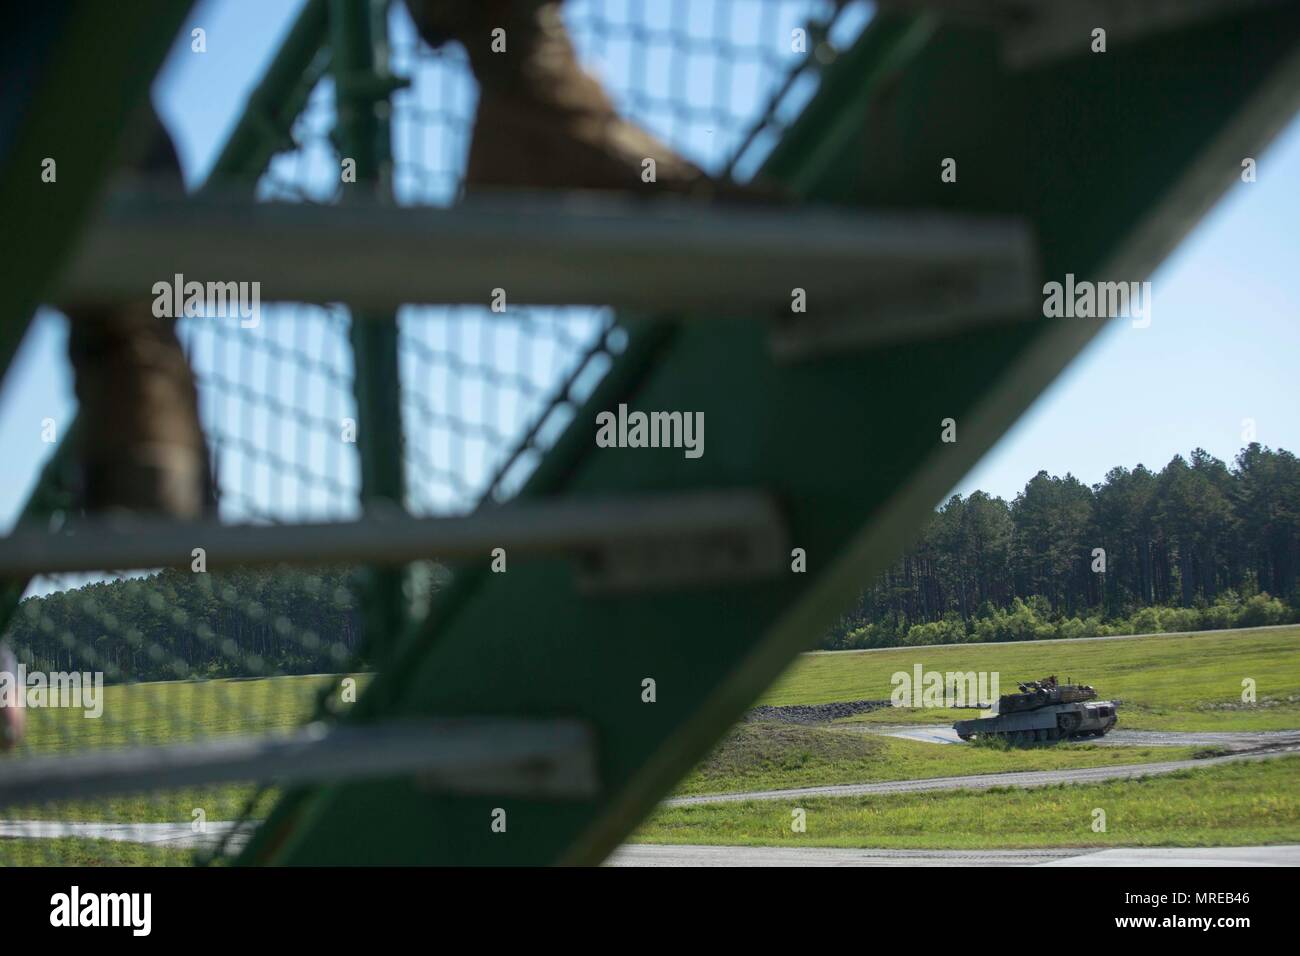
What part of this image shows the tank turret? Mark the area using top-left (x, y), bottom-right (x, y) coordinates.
top-left (994, 675), bottom-right (1097, 715)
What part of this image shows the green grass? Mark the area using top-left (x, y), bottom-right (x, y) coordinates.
top-left (14, 673), bottom-right (366, 753)
top-left (764, 626), bottom-right (1300, 731)
top-left (636, 754), bottom-right (1300, 849)
top-left (0, 836), bottom-right (198, 866)
top-left (4, 672), bottom-right (366, 825)
top-left (679, 722), bottom-right (1204, 796)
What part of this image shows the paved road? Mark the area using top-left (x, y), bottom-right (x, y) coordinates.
top-left (1039, 845), bottom-right (1300, 867)
top-left (0, 820), bottom-right (247, 851)
top-left (609, 844), bottom-right (1300, 867)
top-left (7, 821), bottom-right (1295, 867)
top-left (870, 724), bottom-right (967, 744)
top-left (666, 746), bottom-right (1299, 806)
top-left (1079, 728), bottom-right (1300, 748)
top-left (867, 724), bottom-right (1300, 750)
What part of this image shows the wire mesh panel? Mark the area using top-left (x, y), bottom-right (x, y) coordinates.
top-left (389, 0), bottom-right (871, 510)
top-left (0, 0), bottom-right (871, 865)
top-left (0, 566), bottom-right (360, 863)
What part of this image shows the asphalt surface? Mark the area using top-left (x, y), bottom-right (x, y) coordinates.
top-left (609, 844), bottom-right (1300, 867)
top-left (5, 821), bottom-right (1295, 867)
top-left (0, 820), bottom-right (247, 851)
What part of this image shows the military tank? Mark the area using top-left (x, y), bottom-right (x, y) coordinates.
top-left (953, 675), bottom-right (1117, 742)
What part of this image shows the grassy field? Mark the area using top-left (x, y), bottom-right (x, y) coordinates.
top-left (764, 626), bottom-right (1300, 731)
top-left (0, 837), bottom-right (198, 866)
top-left (3, 625), bottom-right (1294, 862)
top-left (678, 722), bottom-right (1204, 796)
top-left (0, 673), bottom-right (351, 863)
top-left (637, 754), bottom-right (1300, 849)
top-left (14, 673), bottom-right (362, 754)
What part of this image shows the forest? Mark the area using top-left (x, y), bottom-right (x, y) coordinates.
top-left (3, 566), bottom-right (362, 682)
top-left (826, 443), bottom-right (1300, 649)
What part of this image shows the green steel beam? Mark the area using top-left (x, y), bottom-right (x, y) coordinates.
top-left (244, 3), bottom-right (1300, 865)
top-left (329, 0), bottom-right (410, 663)
top-left (0, 0), bottom-right (195, 388)
top-left (202, 0), bottom-right (331, 188)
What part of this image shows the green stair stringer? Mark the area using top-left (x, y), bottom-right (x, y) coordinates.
top-left (244, 6), bottom-right (1300, 865)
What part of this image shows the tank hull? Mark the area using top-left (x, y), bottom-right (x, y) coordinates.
top-left (953, 700), bottom-right (1118, 742)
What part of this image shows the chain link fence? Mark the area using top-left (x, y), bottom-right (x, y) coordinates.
top-left (0, 0), bottom-right (869, 865)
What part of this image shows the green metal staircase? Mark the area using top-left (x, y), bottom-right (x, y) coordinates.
top-left (244, 4), bottom-right (1300, 865)
top-left (2, 1), bottom-right (1298, 865)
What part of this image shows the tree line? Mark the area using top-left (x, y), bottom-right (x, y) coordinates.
top-left (827, 444), bottom-right (1300, 649)
top-left (3, 567), bottom-right (362, 682)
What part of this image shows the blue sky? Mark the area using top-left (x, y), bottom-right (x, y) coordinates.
top-left (954, 117), bottom-right (1300, 500)
top-left (1, 0), bottom-right (1296, 533)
